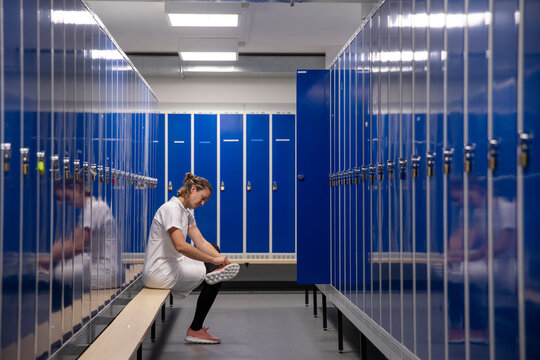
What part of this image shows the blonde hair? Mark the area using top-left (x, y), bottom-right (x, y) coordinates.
top-left (177, 173), bottom-right (213, 198)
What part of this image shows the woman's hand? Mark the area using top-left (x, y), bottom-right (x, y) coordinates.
top-left (211, 255), bottom-right (231, 266)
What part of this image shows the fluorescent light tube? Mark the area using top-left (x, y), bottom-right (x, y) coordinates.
top-left (180, 52), bottom-right (237, 61)
top-left (168, 14), bottom-right (238, 27)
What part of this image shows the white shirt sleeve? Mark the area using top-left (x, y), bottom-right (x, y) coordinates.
top-left (188, 209), bottom-right (196, 228)
top-left (160, 203), bottom-right (185, 233)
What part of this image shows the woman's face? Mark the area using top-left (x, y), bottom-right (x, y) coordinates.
top-left (187, 186), bottom-right (211, 209)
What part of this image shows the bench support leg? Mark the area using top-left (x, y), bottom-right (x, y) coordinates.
top-left (322, 294), bottom-right (327, 330)
top-left (361, 332), bottom-right (367, 359)
top-left (161, 303), bottom-right (165, 322)
top-left (151, 321), bottom-right (156, 342)
top-left (137, 344), bottom-right (142, 360)
top-left (170, 293), bottom-right (173, 307)
top-left (313, 285), bottom-right (318, 318)
top-left (305, 286), bottom-right (309, 307)
top-left (338, 309), bottom-right (343, 353)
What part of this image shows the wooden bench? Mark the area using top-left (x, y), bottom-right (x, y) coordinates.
top-left (79, 288), bottom-right (172, 360)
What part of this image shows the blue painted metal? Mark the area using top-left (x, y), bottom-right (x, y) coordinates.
top-left (332, 66), bottom-right (338, 289)
top-left (167, 114), bottom-right (191, 196)
top-left (219, 114), bottom-right (243, 253)
top-left (272, 114), bottom-right (295, 253)
top-left (363, 23), bottom-right (372, 318)
top-left (297, 70), bottom-right (330, 284)
top-left (523, 0), bottom-right (540, 357)
top-left (491, 0), bottom-right (519, 358)
top-left (157, 114), bottom-right (166, 206)
top-left (194, 114), bottom-right (218, 245)
top-left (344, 46), bottom-right (351, 300)
top-left (246, 114), bottom-right (270, 254)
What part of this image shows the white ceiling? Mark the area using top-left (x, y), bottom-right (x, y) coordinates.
top-left (87, 1), bottom-right (376, 56)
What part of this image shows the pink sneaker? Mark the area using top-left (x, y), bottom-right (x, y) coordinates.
top-left (185, 327), bottom-right (221, 344)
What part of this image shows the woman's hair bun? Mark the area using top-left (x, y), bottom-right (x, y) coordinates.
top-left (183, 172), bottom-right (196, 185)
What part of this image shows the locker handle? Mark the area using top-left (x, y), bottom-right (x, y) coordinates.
top-left (519, 132), bottom-right (530, 169)
top-left (74, 160), bottom-right (80, 181)
top-left (2, 143), bottom-right (11, 173)
top-left (221, 181), bottom-right (225, 191)
top-left (37, 152), bottom-right (46, 175)
top-left (247, 181), bottom-right (252, 191)
top-left (488, 139), bottom-right (499, 171)
top-left (273, 181), bottom-right (278, 191)
top-left (20, 148), bottom-right (29, 176)
top-left (168, 181), bottom-right (173, 191)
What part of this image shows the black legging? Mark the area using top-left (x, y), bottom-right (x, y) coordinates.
top-left (190, 243), bottom-right (222, 331)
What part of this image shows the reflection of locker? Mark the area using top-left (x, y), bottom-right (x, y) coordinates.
top-left (167, 114), bottom-right (191, 195)
top-left (246, 114), bottom-right (270, 253)
top-left (194, 114), bottom-right (218, 245)
top-left (272, 114), bottom-right (295, 253)
top-left (219, 114), bottom-right (243, 253)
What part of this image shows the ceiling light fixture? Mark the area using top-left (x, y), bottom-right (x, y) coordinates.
top-left (168, 13), bottom-right (238, 27)
top-left (180, 52), bottom-right (237, 61)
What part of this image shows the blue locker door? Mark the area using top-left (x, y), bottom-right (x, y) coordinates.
top-left (338, 57), bottom-right (344, 293)
top-left (157, 114), bottom-right (166, 206)
top-left (343, 50), bottom-right (351, 300)
top-left (388, 0), bottom-right (401, 340)
top-left (467, 1), bottom-right (490, 358)
top-left (413, 0), bottom-right (428, 357)
top-left (50, 0), bottom-right (66, 350)
top-left (167, 114), bottom-right (191, 197)
top-left (371, 14), bottom-right (381, 325)
top-left (219, 114), bottom-right (243, 253)
top-left (492, 0), bottom-right (519, 358)
top-left (379, 1), bottom-right (390, 333)
top-left (523, 0), bottom-right (540, 357)
top-left (272, 114), bottom-right (295, 253)
top-left (331, 66), bottom-right (338, 288)
top-left (401, 0), bottom-right (414, 351)
top-left (1, 0), bottom-right (22, 357)
top-left (349, 45), bottom-right (358, 305)
top-left (362, 25), bottom-right (372, 317)
top-left (246, 114), bottom-right (269, 254)
top-left (446, 0), bottom-right (466, 358)
top-left (427, 0), bottom-right (445, 357)
top-left (37, 0), bottom-right (53, 356)
top-left (21, 0), bottom-right (39, 357)
top-left (194, 114), bottom-right (217, 245)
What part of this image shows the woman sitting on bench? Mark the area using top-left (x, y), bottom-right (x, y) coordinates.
top-left (142, 172), bottom-right (239, 344)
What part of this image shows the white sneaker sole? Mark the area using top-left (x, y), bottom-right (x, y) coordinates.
top-left (185, 336), bottom-right (220, 344)
top-left (205, 263), bottom-right (240, 285)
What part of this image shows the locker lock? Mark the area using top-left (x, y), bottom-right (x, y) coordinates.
top-left (63, 157), bottom-right (70, 179)
top-left (519, 132), bottom-right (530, 169)
top-left (168, 181), bottom-right (173, 191)
top-left (20, 148), bottom-right (29, 176)
top-left (98, 165), bottom-right (104, 182)
top-left (329, 174), bottom-right (333, 187)
top-left (348, 169), bottom-right (354, 185)
top-left (411, 155), bottom-right (421, 179)
top-left (426, 152), bottom-right (435, 177)
top-left (105, 167), bottom-right (110, 183)
top-left (378, 163), bottom-right (384, 181)
top-left (369, 165), bottom-right (376, 183)
top-left (387, 160), bottom-right (395, 180)
top-left (361, 166), bottom-right (367, 182)
top-left (399, 158), bottom-right (407, 180)
top-left (464, 145), bottom-right (474, 173)
top-left (443, 148), bottom-right (454, 175)
top-left (247, 181), bottom-right (252, 191)
top-left (273, 181), bottom-right (278, 191)
top-left (74, 160), bottom-right (80, 181)
top-left (221, 181), bottom-right (225, 191)
top-left (354, 167), bottom-right (361, 184)
top-left (51, 155), bottom-right (60, 180)
top-left (90, 164), bottom-right (97, 181)
top-left (1, 143), bottom-right (11, 172)
top-left (488, 139), bottom-right (499, 171)
top-left (111, 169), bottom-right (117, 184)
top-left (83, 162), bottom-right (89, 180)
top-left (37, 152), bottom-right (46, 175)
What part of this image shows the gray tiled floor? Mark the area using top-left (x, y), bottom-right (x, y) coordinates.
top-left (139, 292), bottom-right (363, 360)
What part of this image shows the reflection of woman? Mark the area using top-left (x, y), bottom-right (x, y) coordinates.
top-left (143, 173), bottom-right (239, 344)
top-left (45, 177), bottom-right (120, 290)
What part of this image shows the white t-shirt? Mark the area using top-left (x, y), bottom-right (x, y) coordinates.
top-left (142, 197), bottom-right (206, 297)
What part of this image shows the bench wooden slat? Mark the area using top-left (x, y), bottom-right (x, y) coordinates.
top-left (79, 288), bottom-right (170, 360)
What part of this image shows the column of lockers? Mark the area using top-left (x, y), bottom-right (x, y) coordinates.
top-left (0, 0), bottom-right (159, 358)
top-left (166, 113), bottom-right (296, 258)
top-left (328, 0), bottom-right (540, 359)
